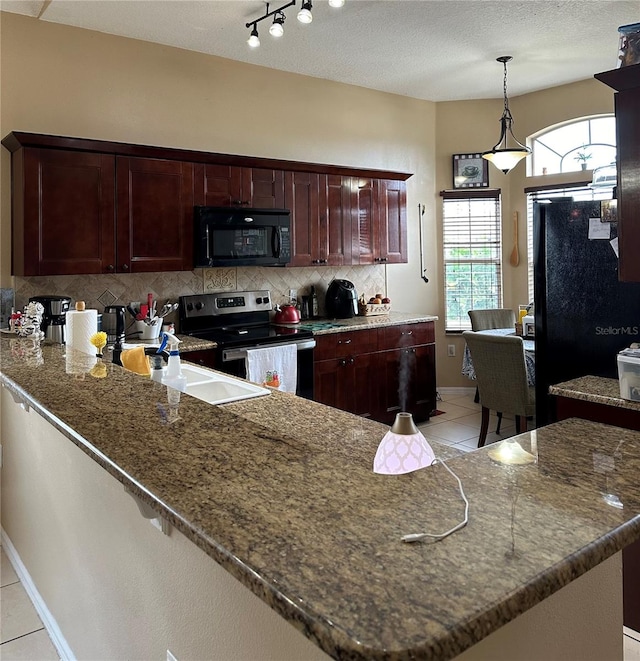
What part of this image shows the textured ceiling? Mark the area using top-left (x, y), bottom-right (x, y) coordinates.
top-left (1, 0), bottom-right (637, 101)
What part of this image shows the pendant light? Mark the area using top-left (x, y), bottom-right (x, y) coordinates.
top-left (482, 56), bottom-right (531, 174)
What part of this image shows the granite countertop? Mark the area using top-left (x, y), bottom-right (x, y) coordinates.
top-left (275, 312), bottom-right (438, 334)
top-left (2, 338), bottom-right (640, 660)
top-left (550, 375), bottom-right (640, 412)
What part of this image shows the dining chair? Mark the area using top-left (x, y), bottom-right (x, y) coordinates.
top-left (467, 308), bottom-right (517, 431)
top-left (462, 331), bottom-right (536, 448)
top-left (468, 308), bottom-right (516, 332)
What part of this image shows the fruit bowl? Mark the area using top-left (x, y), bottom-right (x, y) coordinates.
top-left (359, 303), bottom-right (392, 316)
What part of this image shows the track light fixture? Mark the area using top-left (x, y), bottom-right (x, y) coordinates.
top-left (246, 0), bottom-right (343, 48)
top-left (247, 25), bottom-right (260, 48)
top-left (482, 56), bottom-right (531, 175)
top-left (269, 11), bottom-right (286, 37)
top-left (297, 0), bottom-right (313, 23)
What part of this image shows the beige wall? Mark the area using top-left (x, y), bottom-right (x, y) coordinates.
top-left (0, 11), bottom-right (616, 388)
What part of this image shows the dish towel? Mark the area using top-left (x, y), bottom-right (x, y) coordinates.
top-left (245, 344), bottom-right (297, 393)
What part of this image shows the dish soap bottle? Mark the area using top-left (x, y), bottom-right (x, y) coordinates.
top-left (159, 333), bottom-right (187, 393)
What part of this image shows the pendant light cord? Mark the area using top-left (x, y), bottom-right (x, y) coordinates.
top-left (401, 458), bottom-right (469, 543)
top-left (502, 58), bottom-right (509, 114)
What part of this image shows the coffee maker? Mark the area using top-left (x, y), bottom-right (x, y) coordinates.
top-left (29, 295), bottom-right (71, 343)
top-left (102, 305), bottom-right (127, 347)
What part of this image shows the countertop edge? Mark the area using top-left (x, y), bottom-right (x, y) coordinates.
top-left (0, 371), bottom-right (357, 658)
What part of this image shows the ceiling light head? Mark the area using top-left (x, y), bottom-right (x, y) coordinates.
top-left (328, 0), bottom-right (345, 6)
top-left (269, 11), bottom-right (285, 37)
top-left (297, 0), bottom-right (313, 23)
top-left (247, 25), bottom-right (260, 48)
top-left (482, 55), bottom-right (531, 175)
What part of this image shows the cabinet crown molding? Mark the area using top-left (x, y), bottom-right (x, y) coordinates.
top-left (1, 131), bottom-right (412, 181)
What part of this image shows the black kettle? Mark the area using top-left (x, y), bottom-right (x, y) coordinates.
top-left (326, 279), bottom-right (358, 319)
top-left (102, 305), bottom-right (127, 346)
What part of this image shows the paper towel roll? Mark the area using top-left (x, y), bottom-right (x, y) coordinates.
top-left (66, 309), bottom-right (98, 356)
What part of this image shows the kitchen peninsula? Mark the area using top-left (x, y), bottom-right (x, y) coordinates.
top-left (2, 339), bottom-right (639, 660)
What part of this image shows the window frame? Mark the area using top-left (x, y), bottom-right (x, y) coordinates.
top-left (529, 115), bottom-right (616, 176)
top-left (441, 188), bottom-right (503, 333)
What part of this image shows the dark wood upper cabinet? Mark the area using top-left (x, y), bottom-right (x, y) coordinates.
top-left (2, 132), bottom-right (411, 275)
top-left (287, 173), bottom-right (353, 266)
top-left (320, 174), bottom-right (353, 266)
top-left (116, 157), bottom-right (194, 273)
top-left (194, 163), bottom-right (285, 208)
top-left (286, 171), bottom-right (321, 266)
top-left (352, 178), bottom-right (407, 265)
top-left (15, 148), bottom-right (116, 276)
top-left (595, 64), bottom-right (640, 282)
top-left (378, 179), bottom-right (408, 264)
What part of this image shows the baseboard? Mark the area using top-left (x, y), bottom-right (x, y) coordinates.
top-left (1, 528), bottom-right (75, 661)
top-left (437, 387), bottom-right (476, 397)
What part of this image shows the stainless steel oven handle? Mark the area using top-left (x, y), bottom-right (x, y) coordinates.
top-left (222, 339), bottom-right (316, 362)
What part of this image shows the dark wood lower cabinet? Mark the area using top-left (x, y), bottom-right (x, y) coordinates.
top-left (376, 345), bottom-right (436, 425)
top-left (314, 354), bottom-right (378, 419)
top-left (313, 322), bottom-right (436, 425)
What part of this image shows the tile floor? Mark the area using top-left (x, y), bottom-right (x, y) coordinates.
top-left (1, 546), bottom-right (58, 660)
top-left (1, 388), bottom-right (639, 660)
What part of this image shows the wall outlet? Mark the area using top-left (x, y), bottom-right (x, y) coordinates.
top-left (447, 344), bottom-right (456, 357)
top-left (289, 288), bottom-right (297, 304)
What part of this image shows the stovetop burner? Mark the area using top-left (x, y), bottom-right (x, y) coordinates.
top-left (179, 290), bottom-right (313, 348)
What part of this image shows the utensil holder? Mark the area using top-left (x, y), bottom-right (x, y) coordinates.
top-left (134, 319), bottom-right (162, 340)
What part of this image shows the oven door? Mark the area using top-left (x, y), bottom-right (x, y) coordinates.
top-left (220, 339), bottom-right (315, 400)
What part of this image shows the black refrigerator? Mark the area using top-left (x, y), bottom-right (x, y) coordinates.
top-left (533, 199), bottom-right (640, 426)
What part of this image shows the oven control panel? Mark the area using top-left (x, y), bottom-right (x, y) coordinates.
top-left (180, 290), bottom-right (272, 319)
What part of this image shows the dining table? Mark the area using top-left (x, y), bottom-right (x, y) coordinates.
top-left (462, 327), bottom-right (536, 385)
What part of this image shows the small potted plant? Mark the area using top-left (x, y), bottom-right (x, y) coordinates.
top-left (574, 147), bottom-right (592, 170)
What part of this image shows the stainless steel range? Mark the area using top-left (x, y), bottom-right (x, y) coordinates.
top-left (179, 290), bottom-right (316, 399)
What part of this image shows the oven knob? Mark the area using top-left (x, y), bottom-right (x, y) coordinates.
top-left (263, 296), bottom-right (270, 305)
top-left (256, 297), bottom-right (262, 304)
top-left (186, 303), bottom-right (193, 312)
top-left (195, 302), bottom-right (204, 311)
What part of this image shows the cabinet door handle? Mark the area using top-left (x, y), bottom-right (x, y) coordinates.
top-left (401, 331), bottom-right (413, 335)
top-left (121, 264), bottom-right (129, 271)
top-left (232, 199), bottom-right (242, 205)
top-left (338, 339), bottom-right (352, 345)
top-left (106, 264), bottom-right (115, 272)
top-left (349, 357), bottom-right (355, 365)
top-left (339, 359), bottom-right (347, 367)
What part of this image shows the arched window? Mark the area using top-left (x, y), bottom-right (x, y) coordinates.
top-left (530, 116), bottom-right (616, 176)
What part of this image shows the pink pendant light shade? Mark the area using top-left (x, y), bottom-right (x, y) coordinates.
top-left (373, 412), bottom-right (436, 474)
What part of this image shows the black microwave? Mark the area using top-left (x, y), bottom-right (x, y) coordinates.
top-left (194, 206), bottom-right (291, 267)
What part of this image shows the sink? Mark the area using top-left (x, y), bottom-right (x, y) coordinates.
top-left (178, 363), bottom-right (270, 405)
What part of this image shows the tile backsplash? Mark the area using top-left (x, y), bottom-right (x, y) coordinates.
top-left (14, 265), bottom-right (385, 325)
